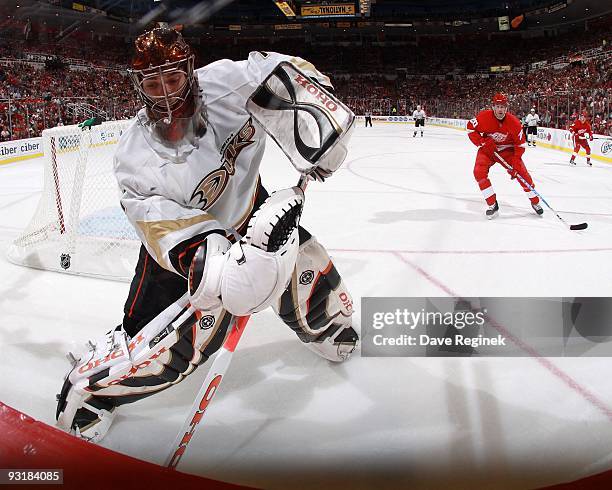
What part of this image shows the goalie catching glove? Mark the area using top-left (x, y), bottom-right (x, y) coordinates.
top-left (188, 186), bottom-right (304, 316)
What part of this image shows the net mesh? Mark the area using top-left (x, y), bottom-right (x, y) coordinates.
top-left (7, 120), bottom-right (140, 282)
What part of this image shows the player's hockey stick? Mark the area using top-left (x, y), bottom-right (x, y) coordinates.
top-left (494, 151), bottom-right (588, 231)
top-left (165, 176), bottom-right (309, 469)
top-left (165, 314), bottom-right (250, 469)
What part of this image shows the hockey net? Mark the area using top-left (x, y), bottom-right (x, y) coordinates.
top-left (7, 120), bottom-right (140, 282)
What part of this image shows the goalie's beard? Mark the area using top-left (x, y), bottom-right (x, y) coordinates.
top-left (146, 81), bottom-right (205, 142)
top-left (140, 85), bottom-right (208, 164)
top-left (155, 115), bottom-right (194, 143)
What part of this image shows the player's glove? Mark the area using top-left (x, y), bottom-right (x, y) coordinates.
top-left (306, 138), bottom-right (352, 182)
top-left (589, 135), bottom-right (594, 141)
top-left (188, 187), bottom-right (303, 316)
top-left (246, 62), bottom-right (353, 182)
top-left (309, 166), bottom-right (333, 182)
top-left (506, 155), bottom-right (522, 180)
top-left (480, 138), bottom-right (497, 158)
top-left (78, 117), bottom-right (104, 130)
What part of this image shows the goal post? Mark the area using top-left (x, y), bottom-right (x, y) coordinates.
top-left (6, 120), bottom-right (140, 282)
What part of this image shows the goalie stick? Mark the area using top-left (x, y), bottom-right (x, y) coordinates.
top-left (164, 314), bottom-right (249, 469)
top-left (165, 175), bottom-right (309, 470)
top-left (494, 151), bottom-right (588, 231)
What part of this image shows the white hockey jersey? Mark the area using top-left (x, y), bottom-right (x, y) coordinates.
top-left (114, 52), bottom-right (331, 275)
top-left (413, 109), bottom-right (426, 120)
top-left (525, 113), bottom-right (540, 127)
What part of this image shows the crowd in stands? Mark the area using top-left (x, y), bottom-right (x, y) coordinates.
top-left (0, 60), bottom-right (137, 140)
top-left (0, 30), bottom-right (136, 140)
top-left (331, 52), bottom-right (612, 135)
top-left (203, 16), bottom-right (610, 76)
top-left (0, 15), bottom-right (610, 141)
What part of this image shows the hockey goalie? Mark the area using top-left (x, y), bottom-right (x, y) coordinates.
top-left (56, 27), bottom-right (358, 442)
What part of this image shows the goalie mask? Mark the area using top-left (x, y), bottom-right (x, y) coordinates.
top-left (129, 27), bottom-right (205, 163)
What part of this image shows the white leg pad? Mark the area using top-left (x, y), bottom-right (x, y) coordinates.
top-left (56, 295), bottom-right (232, 441)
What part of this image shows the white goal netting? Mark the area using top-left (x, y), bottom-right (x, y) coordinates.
top-left (7, 120), bottom-right (140, 282)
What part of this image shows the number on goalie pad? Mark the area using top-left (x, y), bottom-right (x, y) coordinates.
top-left (56, 294), bottom-right (233, 442)
top-left (247, 62), bottom-right (355, 177)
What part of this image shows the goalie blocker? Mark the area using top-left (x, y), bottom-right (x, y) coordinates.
top-left (247, 62), bottom-right (355, 181)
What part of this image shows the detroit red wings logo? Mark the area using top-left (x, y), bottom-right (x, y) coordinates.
top-left (190, 119), bottom-right (256, 210)
top-left (489, 132), bottom-right (508, 143)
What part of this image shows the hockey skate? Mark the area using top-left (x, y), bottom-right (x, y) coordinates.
top-left (486, 201), bottom-right (499, 219)
top-left (531, 202), bottom-right (544, 216)
top-left (570, 158), bottom-right (576, 165)
top-left (587, 159), bottom-right (592, 167)
top-left (56, 325), bottom-right (127, 442)
top-left (302, 316), bottom-right (359, 362)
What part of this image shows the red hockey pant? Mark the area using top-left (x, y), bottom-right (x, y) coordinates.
top-left (473, 148), bottom-right (539, 206)
top-left (572, 137), bottom-right (591, 157)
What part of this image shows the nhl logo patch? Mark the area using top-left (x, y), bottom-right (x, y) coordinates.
top-left (199, 315), bottom-right (215, 330)
top-left (299, 270), bottom-right (315, 285)
top-left (60, 253), bottom-right (71, 270)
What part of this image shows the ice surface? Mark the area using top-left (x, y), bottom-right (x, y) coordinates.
top-left (1, 124), bottom-right (611, 489)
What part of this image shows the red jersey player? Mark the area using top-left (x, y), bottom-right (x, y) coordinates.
top-left (569, 112), bottom-right (593, 166)
top-left (467, 93), bottom-right (542, 219)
